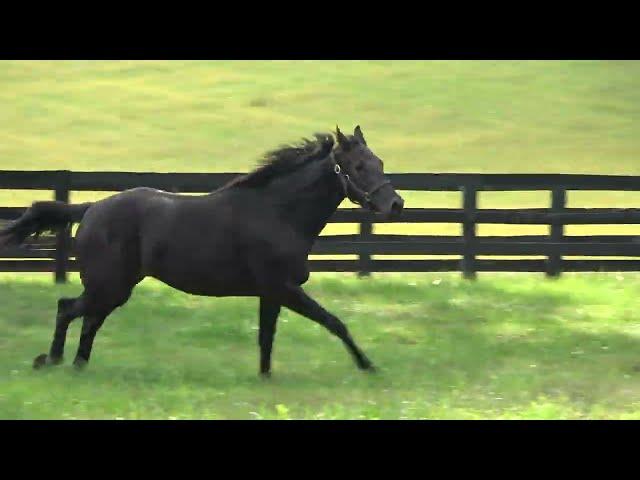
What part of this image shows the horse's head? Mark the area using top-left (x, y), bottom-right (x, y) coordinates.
top-left (333, 125), bottom-right (404, 219)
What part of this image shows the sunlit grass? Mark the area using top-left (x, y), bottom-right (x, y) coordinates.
top-left (1, 272), bottom-right (639, 419)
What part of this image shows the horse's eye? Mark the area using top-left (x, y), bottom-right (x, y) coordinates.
top-left (355, 163), bottom-right (364, 172)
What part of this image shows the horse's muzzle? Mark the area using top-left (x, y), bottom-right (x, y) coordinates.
top-left (377, 196), bottom-right (404, 220)
top-left (390, 197), bottom-right (404, 217)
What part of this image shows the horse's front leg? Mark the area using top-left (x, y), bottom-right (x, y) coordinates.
top-left (271, 283), bottom-right (375, 372)
top-left (258, 298), bottom-right (281, 377)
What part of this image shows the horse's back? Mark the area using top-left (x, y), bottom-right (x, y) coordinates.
top-left (76, 187), bottom-right (167, 242)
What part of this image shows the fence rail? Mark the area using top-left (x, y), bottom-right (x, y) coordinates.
top-left (1, 170), bottom-right (640, 282)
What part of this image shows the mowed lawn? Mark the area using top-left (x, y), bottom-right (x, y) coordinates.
top-left (1, 272), bottom-right (639, 419)
top-left (1, 61), bottom-right (640, 419)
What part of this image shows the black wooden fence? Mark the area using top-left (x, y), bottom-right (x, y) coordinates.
top-left (2, 170), bottom-right (640, 283)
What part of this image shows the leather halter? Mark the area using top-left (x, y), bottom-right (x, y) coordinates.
top-left (330, 153), bottom-right (391, 208)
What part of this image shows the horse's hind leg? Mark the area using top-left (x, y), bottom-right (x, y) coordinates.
top-left (72, 314), bottom-right (107, 369)
top-left (33, 295), bottom-right (86, 369)
top-left (70, 280), bottom-right (137, 369)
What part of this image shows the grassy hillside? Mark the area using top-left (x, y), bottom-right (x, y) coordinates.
top-left (1, 61), bottom-right (639, 175)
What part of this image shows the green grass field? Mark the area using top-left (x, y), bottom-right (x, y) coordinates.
top-left (1, 272), bottom-right (640, 419)
top-left (1, 61), bottom-right (640, 419)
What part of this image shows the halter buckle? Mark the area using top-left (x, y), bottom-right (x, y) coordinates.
top-left (334, 164), bottom-right (341, 174)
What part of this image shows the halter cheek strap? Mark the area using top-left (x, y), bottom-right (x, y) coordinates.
top-left (334, 163), bottom-right (349, 197)
top-left (331, 155), bottom-right (391, 207)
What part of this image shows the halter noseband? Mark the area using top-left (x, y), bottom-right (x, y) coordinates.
top-left (331, 155), bottom-right (391, 208)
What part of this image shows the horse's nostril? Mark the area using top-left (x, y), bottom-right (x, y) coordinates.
top-left (391, 198), bottom-right (404, 215)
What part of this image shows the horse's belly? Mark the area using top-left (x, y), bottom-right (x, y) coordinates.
top-left (146, 249), bottom-right (256, 297)
top-left (153, 274), bottom-right (257, 297)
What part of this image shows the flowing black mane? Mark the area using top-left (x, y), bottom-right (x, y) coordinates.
top-left (224, 133), bottom-right (335, 190)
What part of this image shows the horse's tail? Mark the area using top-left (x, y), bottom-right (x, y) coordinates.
top-left (0, 201), bottom-right (93, 248)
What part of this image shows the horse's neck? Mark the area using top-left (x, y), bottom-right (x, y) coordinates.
top-left (268, 158), bottom-right (344, 240)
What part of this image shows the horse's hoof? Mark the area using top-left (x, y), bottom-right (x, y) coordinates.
top-left (33, 354), bottom-right (64, 369)
top-left (72, 358), bottom-right (88, 370)
top-left (359, 362), bottom-right (377, 373)
top-left (357, 357), bottom-right (375, 370)
top-left (33, 353), bottom-right (48, 370)
top-left (260, 371), bottom-right (272, 380)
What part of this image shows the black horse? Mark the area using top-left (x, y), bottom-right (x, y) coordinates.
top-left (1, 126), bottom-right (404, 376)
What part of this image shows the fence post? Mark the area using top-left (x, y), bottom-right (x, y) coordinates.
top-left (547, 188), bottom-right (566, 278)
top-left (358, 219), bottom-right (373, 277)
top-left (54, 171), bottom-right (71, 284)
top-left (462, 185), bottom-right (477, 280)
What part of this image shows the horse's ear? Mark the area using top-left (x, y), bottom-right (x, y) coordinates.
top-left (336, 125), bottom-right (351, 150)
top-left (353, 125), bottom-right (366, 145)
